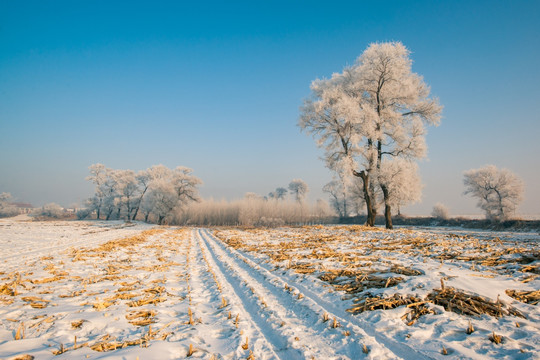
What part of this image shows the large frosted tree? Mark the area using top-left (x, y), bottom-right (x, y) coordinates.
top-left (300, 42), bottom-right (441, 228)
top-left (463, 165), bottom-right (524, 221)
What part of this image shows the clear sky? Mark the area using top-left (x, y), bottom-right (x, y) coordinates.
top-left (1, 0), bottom-right (539, 216)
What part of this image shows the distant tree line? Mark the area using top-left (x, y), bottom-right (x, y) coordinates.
top-left (84, 164), bottom-right (202, 225)
top-left (83, 166), bottom-right (332, 226)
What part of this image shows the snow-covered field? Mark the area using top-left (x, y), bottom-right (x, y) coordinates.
top-left (0, 218), bottom-right (539, 359)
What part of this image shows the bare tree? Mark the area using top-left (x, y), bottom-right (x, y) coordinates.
top-left (463, 165), bottom-right (524, 221)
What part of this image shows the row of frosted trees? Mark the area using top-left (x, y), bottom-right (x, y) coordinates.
top-left (84, 164), bottom-right (333, 225)
top-left (85, 164), bottom-right (201, 225)
top-left (324, 164), bottom-right (525, 223)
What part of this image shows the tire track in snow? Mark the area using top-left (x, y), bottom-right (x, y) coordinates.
top-left (201, 228), bottom-right (436, 360)
top-left (199, 229), bottom-right (379, 359)
top-left (184, 230), bottom-right (245, 357)
top-left (194, 229), bottom-right (296, 360)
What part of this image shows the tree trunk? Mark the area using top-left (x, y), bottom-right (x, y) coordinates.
top-left (132, 188), bottom-right (148, 221)
top-left (354, 170), bottom-right (376, 227)
top-left (144, 213), bottom-right (149, 222)
top-left (384, 203), bottom-right (393, 229)
top-left (132, 207), bottom-right (140, 221)
top-left (381, 184), bottom-right (393, 229)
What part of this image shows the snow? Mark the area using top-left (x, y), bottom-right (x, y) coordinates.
top-left (0, 218), bottom-right (539, 359)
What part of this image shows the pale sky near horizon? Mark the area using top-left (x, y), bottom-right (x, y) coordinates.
top-left (1, 0), bottom-right (539, 216)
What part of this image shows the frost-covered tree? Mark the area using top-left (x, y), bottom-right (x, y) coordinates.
top-left (141, 166), bottom-right (202, 224)
top-left (0, 192), bottom-right (10, 203)
top-left (86, 164), bottom-right (108, 219)
top-left (85, 165), bottom-right (127, 220)
top-left (432, 203), bottom-right (450, 220)
top-left (37, 203), bottom-right (65, 218)
top-left (0, 192), bottom-right (18, 218)
top-left (463, 165), bottom-right (524, 221)
top-left (268, 187), bottom-right (288, 201)
top-left (145, 180), bottom-right (178, 225)
top-left (315, 199), bottom-right (332, 221)
top-left (85, 164), bottom-right (201, 224)
top-left (288, 179), bottom-right (309, 203)
top-left (300, 42), bottom-right (441, 228)
top-left (114, 169), bottom-right (139, 220)
top-left (323, 178), bottom-right (351, 218)
top-left (275, 187), bottom-right (288, 200)
top-left (377, 158), bottom-right (422, 224)
top-left (131, 169), bottom-right (152, 220)
top-left (170, 166), bottom-right (202, 204)
top-left (130, 165), bottom-right (173, 221)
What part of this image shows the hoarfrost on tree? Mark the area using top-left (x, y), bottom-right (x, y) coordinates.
top-left (432, 202), bottom-right (450, 220)
top-left (463, 165), bottom-right (524, 221)
top-left (288, 179), bottom-right (309, 203)
top-left (300, 41), bottom-right (441, 228)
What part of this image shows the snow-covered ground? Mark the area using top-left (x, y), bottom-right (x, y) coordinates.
top-left (0, 218), bottom-right (538, 359)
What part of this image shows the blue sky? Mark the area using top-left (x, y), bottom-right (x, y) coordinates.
top-left (1, 0), bottom-right (539, 216)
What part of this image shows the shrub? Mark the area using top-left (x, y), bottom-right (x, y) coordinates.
top-left (36, 203), bottom-right (65, 218)
top-left (76, 208), bottom-right (92, 220)
top-left (432, 203), bottom-right (450, 220)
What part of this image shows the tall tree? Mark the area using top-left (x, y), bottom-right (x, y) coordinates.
top-left (115, 169), bottom-right (139, 220)
top-left (131, 169), bottom-right (152, 221)
top-left (300, 42), bottom-right (441, 228)
top-left (463, 165), bottom-right (524, 221)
